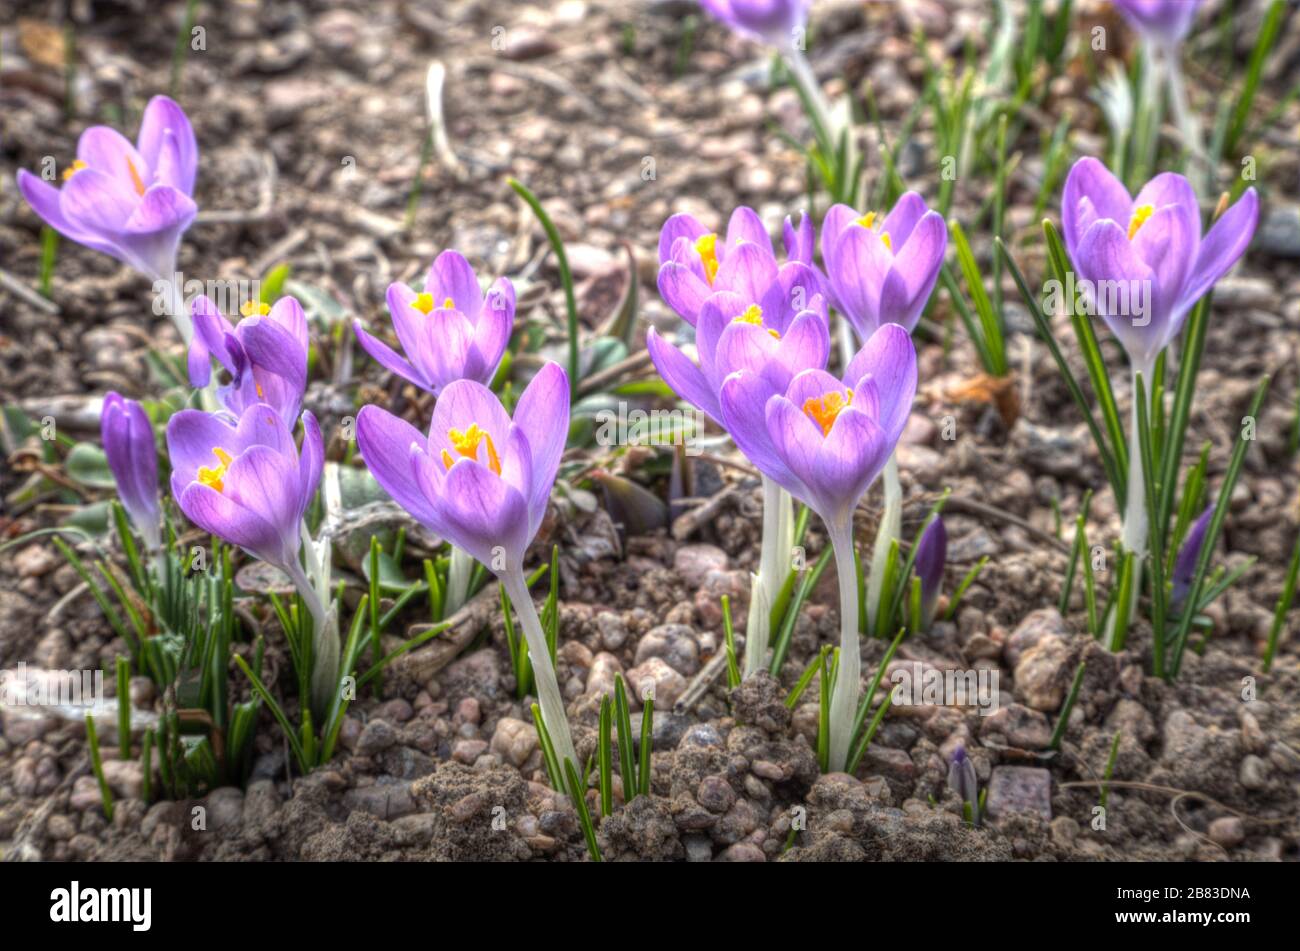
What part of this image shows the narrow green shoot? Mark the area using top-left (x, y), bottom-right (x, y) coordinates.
top-left (1049, 660), bottom-right (1086, 751)
top-left (85, 714), bottom-right (114, 821)
top-left (508, 179), bottom-right (580, 400)
top-left (722, 595), bottom-right (741, 690)
top-left (598, 696), bottom-right (613, 817)
top-left (116, 655), bottom-right (131, 759)
top-left (944, 556), bottom-right (988, 621)
top-left (1262, 532), bottom-right (1300, 674)
top-left (1100, 731), bottom-right (1122, 811)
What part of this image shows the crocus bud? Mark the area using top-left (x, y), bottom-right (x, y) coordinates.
top-left (947, 743), bottom-right (980, 827)
top-left (101, 393), bottom-right (162, 551)
top-left (1171, 505), bottom-right (1214, 610)
top-left (914, 516), bottom-right (947, 627)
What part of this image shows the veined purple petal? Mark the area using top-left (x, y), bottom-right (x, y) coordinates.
top-left (695, 291), bottom-right (748, 387)
top-left (1177, 188), bottom-right (1258, 317)
top-left (136, 96), bottom-right (198, 195)
top-left (356, 405), bottom-right (442, 530)
top-left (353, 319), bottom-right (426, 392)
top-left (719, 372), bottom-right (796, 489)
top-left (813, 407), bottom-right (888, 524)
top-left (842, 323), bottom-right (917, 442)
top-left (15, 171), bottom-right (117, 256)
top-left (880, 192), bottom-right (930, 249)
top-left (829, 222), bottom-right (893, 339)
top-left (1113, 0), bottom-right (1203, 45)
top-left (427, 250), bottom-right (482, 320)
top-left (646, 328), bottom-right (721, 423)
top-left (432, 451), bottom-right (531, 571)
top-left (511, 362), bottom-right (570, 531)
top-left (297, 411), bottom-right (324, 523)
top-left (179, 481), bottom-right (287, 566)
top-left (1062, 157), bottom-right (1133, 260)
top-left (883, 210), bottom-right (947, 332)
top-left (1074, 218), bottom-right (1160, 366)
top-left (726, 206), bottom-right (774, 257)
top-left (783, 210), bottom-right (814, 264)
top-left (428, 379), bottom-right (514, 461)
top-left (714, 241), bottom-right (779, 305)
top-left (657, 260), bottom-right (713, 326)
top-left (658, 213), bottom-right (710, 265)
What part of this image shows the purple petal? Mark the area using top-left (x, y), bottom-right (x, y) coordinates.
top-left (1177, 188), bottom-right (1258, 316)
top-left (179, 482), bottom-right (287, 566)
top-left (783, 210), bottom-right (814, 264)
top-left (714, 241), bottom-right (778, 304)
top-left (719, 372), bottom-right (796, 489)
top-left (434, 453), bottom-right (531, 570)
top-left (1075, 219), bottom-right (1160, 365)
top-left (429, 379), bottom-right (513, 460)
top-left (695, 291), bottom-right (747, 387)
top-left (356, 405), bottom-right (442, 529)
top-left (725, 206), bottom-right (773, 257)
top-left (658, 213), bottom-right (710, 265)
top-left (657, 261), bottom-right (712, 325)
top-left (1062, 157), bottom-right (1132, 260)
top-left (647, 329), bottom-right (721, 423)
top-left (297, 411), bottom-right (324, 522)
top-left (880, 192), bottom-right (930, 248)
top-left (842, 323), bottom-right (917, 442)
top-left (813, 407), bottom-right (888, 522)
top-left (427, 250), bottom-right (482, 320)
top-left (511, 362), bottom-right (570, 525)
top-left (135, 96), bottom-right (198, 195)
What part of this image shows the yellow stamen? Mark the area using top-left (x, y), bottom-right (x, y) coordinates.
top-left (855, 210), bottom-right (892, 251)
top-left (442, 297), bottom-right (454, 310)
top-left (197, 447), bottom-right (234, 494)
top-left (802, 389), bottom-right (853, 437)
top-left (731, 304), bottom-right (780, 339)
top-left (126, 157), bottom-right (146, 197)
top-left (412, 293), bottom-right (436, 315)
top-left (240, 300), bottom-right (271, 318)
top-left (440, 424), bottom-right (501, 476)
top-left (695, 233), bottom-right (720, 285)
top-left (255, 382), bottom-right (265, 399)
top-left (61, 159), bottom-right (88, 181)
top-left (1128, 204), bottom-right (1155, 240)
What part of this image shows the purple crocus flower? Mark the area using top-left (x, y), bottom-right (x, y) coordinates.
top-left (914, 516), bottom-right (947, 626)
top-left (947, 743), bottom-right (980, 826)
top-left (820, 192), bottom-right (948, 342)
top-left (166, 403), bottom-right (322, 575)
top-left (356, 363), bottom-right (567, 572)
top-left (1171, 505), bottom-right (1214, 610)
top-left (353, 250), bottom-right (514, 396)
top-left (1061, 157), bottom-right (1259, 371)
top-left (1113, 0), bottom-right (1203, 46)
top-left (658, 206), bottom-right (798, 326)
top-left (719, 324), bottom-right (916, 770)
top-left (647, 257), bottom-right (828, 423)
top-left (188, 295), bottom-right (309, 426)
top-left (101, 393), bottom-right (161, 551)
top-left (719, 323), bottom-right (917, 528)
top-left (16, 96), bottom-right (198, 284)
top-left (356, 362), bottom-right (576, 773)
top-left (698, 0), bottom-right (810, 49)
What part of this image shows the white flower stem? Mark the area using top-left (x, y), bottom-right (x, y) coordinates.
top-left (291, 521), bottom-right (340, 718)
top-left (744, 475), bottom-right (791, 677)
top-left (866, 453), bottom-right (902, 633)
top-left (501, 566), bottom-right (578, 775)
top-left (1162, 45), bottom-right (1207, 190)
top-left (827, 520), bottom-right (861, 773)
top-left (1107, 362), bottom-right (1152, 650)
top-left (783, 45), bottom-right (837, 145)
top-left (445, 544), bottom-right (474, 616)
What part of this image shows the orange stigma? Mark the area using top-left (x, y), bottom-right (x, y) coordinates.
top-left (197, 447), bottom-right (234, 493)
top-left (61, 159), bottom-right (88, 181)
top-left (802, 389), bottom-right (853, 437)
top-left (695, 233), bottom-right (720, 285)
top-left (440, 424), bottom-right (501, 475)
top-left (126, 157), bottom-right (146, 196)
top-left (732, 304), bottom-right (780, 339)
top-left (1128, 204), bottom-right (1154, 240)
top-left (856, 210), bottom-right (892, 250)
